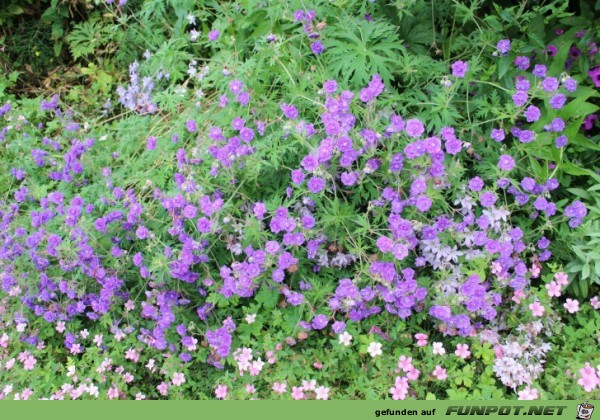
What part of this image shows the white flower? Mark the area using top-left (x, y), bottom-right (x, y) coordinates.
top-left (338, 332), bottom-right (352, 346)
top-left (432, 342), bottom-right (446, 355)
top-left (186, 14), bottom-right (196, 25)
top-left (367, 341), bottom-right (383, 358)
top-left (245, 314), bottom-right (256, 324)
top-left (190, 29), bottom-right (200, 41)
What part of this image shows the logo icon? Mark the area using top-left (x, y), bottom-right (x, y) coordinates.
top-left (577, 402), bottom-right (595, 420)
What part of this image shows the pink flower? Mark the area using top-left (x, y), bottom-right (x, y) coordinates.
top-left (107, 385), bottom-right (119, 400)
top-left (564, 298), bottom-right (580, 313)
top-left (301, 379), bottom-right (317, 391)
top-left (56, 321), bottom-right (66, 333)
top-left (577, 363), bottom-right (600, 392)
top-left (245, 384), bottom-right (256, 394)
top-left (397, 355), bottom-right (413, 372)
top-left (512, 290), bottom-right (526, 304)
top-left (157, 382), bottom-right (169, 396)
top-left (272, 382), bottom-right (287, 394)
top-left (591, 296), bottom-right (600, 310)
top-left (21, 388), bottom-right (32, 400)
top-left (517, 386), bottom-right (539, 400)
top-left (390, 377), bottom-right (409, 400)
top-left (315, 385), bottom-right (330, 400)
top-left (432, 365), bottom-right (447, 380)
top-left (454, 343), bottom-right (471, 359)
top-left (215, 384), bottom-right (228, 400)
top-left (406, 368), bottom-right (420, 381)
top-left (529, 301), bottom-right (545, 317)
top-left (93, 335), bottom-right (103, 346)
top-left (414, 333), bottom-right (428, 347)
top-left (23, 355), bottom-right (37, 371)
top-left (172, 372), bottom-right (185, 386)
top-left (554, 272), bottom-right (569, 286)
top-left (291, 386), bottom-right (306, 400)
top-left (545, 281), bottom-right (561, 297)
top-left (125, 348), bottom-right (140, 362)
top-left (432, 342), bottom-right (445, 355)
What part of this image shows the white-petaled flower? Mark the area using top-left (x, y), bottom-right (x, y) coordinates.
top-left (367, 341), bottom-right (383, 358)
top-left (338, 332), bottom-right (352, 346)
top-left (432, 342), bottom-right (446, 355)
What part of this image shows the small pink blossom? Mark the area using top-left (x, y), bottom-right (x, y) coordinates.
top-left (591, 296), bottom-right (600, 310)
top-left (315, 385), bottom-right (330, 400)
top-left (272, 381), bottom-right (287, 394)
top-left (291, 386), bottom-right (305, 400)
top-left (23, 355), bottom-right (37, 371)
top-left (454, 343), bottom-right (471, 359)
top-left (157, 382), bottom-right (169, 396)
top-left (554, 272), bottom-right (569, 286)
top-left (517, 386), bottom-right (539, 400)
top-left (215, 384), bottom-right (228, 400)
top-left (397, 355), bottom-right (413, 372)
top-left (107, 385), bottom-right (119, 400)
top-left (414, 333), bottom-right (428, 347)
top-left (529, 301), bottom-right (545, 317)
top-left (56, 321), bottom-right (66, 333)
top-left (564, 298), bottom-right (580, 313)
top-left (172, 372), bottom-right (186, 386)
top-left (545, 281), bottom-right (561, 297)
top-left (302, 379), bottom-right (317, 391)
top-left (432, 365), bottom-right (447, 380)
top-left (93, 335), bottom-right (103, 346)
top-left (406, 368), bottom-right (420, 381)
top-left (512, 290), bottom-right (526, 304)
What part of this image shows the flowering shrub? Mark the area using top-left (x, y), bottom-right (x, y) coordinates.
top-left (0, 0), bottom-right (599, 401)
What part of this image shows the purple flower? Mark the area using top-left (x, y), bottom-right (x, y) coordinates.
top-left (490, 129), bottom-right (505, 142)
top-left (517, 130), bottom-right (535, 143)
top-left (186, 120), bottom-right (197, 133)
top-left (555, 135), bottom-right (568, 148)
top-left (532, 64), bottom-right (547, 77)
top-left (281, 103), bottom-right (299, 119)
top-left (549, 94), bottom-right (566, 109)
top-left (291, 169), bottom-right (305, 184)
top-left (307, 177), bottom-right (325, 193)
top-left (513, 56), bottom-right (530, 70)
top-left (341, 171), bottom-right (358, 186)
top-left (311, 314), bottom-right (328, 330)
top-left (451, 60), bottom-right (469, 78)
top-left (512, 91), bottom-right (528, 107)
top-left (542, 77), bottom-right (559, 92)
top-left (524, 105), bottom-right (540, 122)
top-left (496, 39), bottom-right (511, 55)
top-left (563, 77), bottom-right (577, 92)
top-left (229, 79), bottom-right (244, 94)
top-left (415, 195), bottom-right (432, 212)
top-left (405, 119), bottom-right (425, 138)
top-left (332, 321), bottom-right (346, 334)
top-left (146, 136), bottom-right (157, 150)
top-left (253, 202), bottom-right (266, 219)
top-left (323, 80), bottom-right (338, 94)
top-left (208, 30), bottom-right (220, 42)
top-left (549, 118), bottom-right (565, 132)
top-left (136, 225), bottom-right (149, 239)
top-left (588, 66), bottom-right (600, 87)
top-left (480, 192), bottom-right (497, 208)
top-left (468, 176), bottom-right (484, 192)
top-left (310, 41), bottom-right (325, 55)
top-left (498, 155), bottom-right (515, 171)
